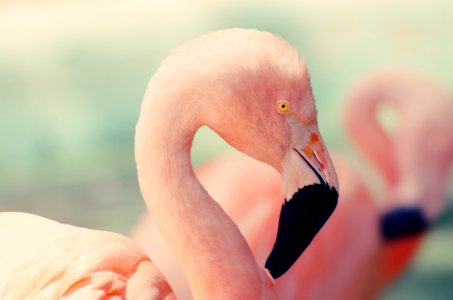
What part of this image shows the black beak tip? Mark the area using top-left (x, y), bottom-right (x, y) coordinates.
top-left (265, 183), bottom-right (338, 279)
top-left (380, 206), bottom-right (430, 242)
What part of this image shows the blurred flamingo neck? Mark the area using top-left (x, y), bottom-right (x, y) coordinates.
top-left (135, 98), bottom-right (270, 299)
top-left (343, 79), bottom-right (400, 186)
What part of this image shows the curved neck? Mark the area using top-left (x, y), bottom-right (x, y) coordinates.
top-left (342, 77), bottom-right (401, 187)
top-left (135, 93), bottom-right (273, 299)
top-left (344, 74), bottom-right (453, 219)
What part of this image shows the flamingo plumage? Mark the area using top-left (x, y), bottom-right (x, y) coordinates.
top-left (131, 68), bottom-right (453, 299)
top-left (0, 28), bottom-right (339, 299)
top-left (0, 212), bottom-right (175, 299)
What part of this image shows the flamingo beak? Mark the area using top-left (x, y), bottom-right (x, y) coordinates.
top-left (265, 129), bottom-right (339, 279)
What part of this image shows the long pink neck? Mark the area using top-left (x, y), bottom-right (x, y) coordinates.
top-left (135, 88), bottom-right (274, 299)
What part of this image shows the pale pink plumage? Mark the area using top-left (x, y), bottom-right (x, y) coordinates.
top-left (0, 212), bottom-right (175, 299)
top-left (1, 28), bottom-right (338, 299)
top-left (131, 68), bottom-right (453, 299)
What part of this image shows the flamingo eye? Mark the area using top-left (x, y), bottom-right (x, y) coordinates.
top-left (275, 100), bottom-right (290, 114)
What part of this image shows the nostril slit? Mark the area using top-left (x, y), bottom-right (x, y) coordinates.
top-left (313, 151), bottom-right (325, 171)
top-left (313, 151), bottom-right (321, 163)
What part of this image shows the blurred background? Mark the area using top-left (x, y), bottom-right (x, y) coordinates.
top-left (0, 0), bottom-right (452, 298)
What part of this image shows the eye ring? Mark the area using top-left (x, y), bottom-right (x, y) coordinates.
top-left (275, 100), bottom-right (290, 114)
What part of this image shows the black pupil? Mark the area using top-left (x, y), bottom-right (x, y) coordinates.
top-left (281, 104), bottom-right (285, 108)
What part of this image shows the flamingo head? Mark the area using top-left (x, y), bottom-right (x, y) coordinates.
top-left (177, 29), bottom-right (339, 278)
top-left (150, 28), bottom-right (339, 279)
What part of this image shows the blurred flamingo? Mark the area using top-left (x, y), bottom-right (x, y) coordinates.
top-left (343, 69), bottom-right (453, 295)
top-left (0, 28), bottom-right (339, 299)
top-left (131, 68), bottom-right (453, 299)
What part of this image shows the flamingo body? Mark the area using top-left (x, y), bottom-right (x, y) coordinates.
top-left (0, 212), bottom-right (175, 300)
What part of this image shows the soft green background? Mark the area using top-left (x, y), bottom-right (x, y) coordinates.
top-left (1, 0), bottom-right (452, 298)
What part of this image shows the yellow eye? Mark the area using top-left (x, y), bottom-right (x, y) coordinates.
top-left (275, 100), bottom-right (290, 113)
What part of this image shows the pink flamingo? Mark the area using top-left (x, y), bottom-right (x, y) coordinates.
top-left (0, 28), bottom-right (339, 299)
top-left (131, 68), bottom-right (453, 299)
